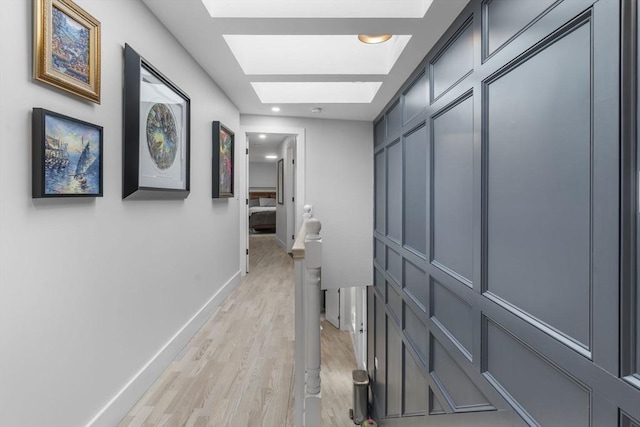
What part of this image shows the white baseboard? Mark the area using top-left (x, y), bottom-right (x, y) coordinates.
top-left (275, 236), bottom-right (287, 252)
top-left (86, 271), bottom-right (242, 427)
top-left (325, 312), bottom-right (340, 329)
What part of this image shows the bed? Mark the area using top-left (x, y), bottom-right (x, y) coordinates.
top-left (249, 191), bottom-right (277, 230)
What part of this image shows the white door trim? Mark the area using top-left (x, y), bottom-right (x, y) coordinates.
top-left (239, 125), bottom-right (306, 275)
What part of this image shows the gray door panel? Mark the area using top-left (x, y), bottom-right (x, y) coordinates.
top-left (374, 292), bottom-right (387, 417)
top-left (403, 73), bottom-right (428, 125)
top-left (403, 124), bottom-right (428, 257)
top-left (485, 17), bottom-right (592, 351)
top-left (403, 346), bottom-right (427, 417)
top-left (387, 320), bottom-right (403, 417)
top-left (432, 94), bottom-right (474, 286)
top-left (431, 18), bottom-right (474, 103)
top-left (386, 140), bottom-right (402, 243)
top-left (375, 150), bottom-right (386, 234)
top-left (483, 0), bottom-right (557, 57)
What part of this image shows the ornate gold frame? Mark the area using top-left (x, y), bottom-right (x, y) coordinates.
top-left (33, 0), bottom-right (101, 103)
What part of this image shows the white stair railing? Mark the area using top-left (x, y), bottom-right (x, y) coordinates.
top-left (292, 205), bottom-right (322, 427)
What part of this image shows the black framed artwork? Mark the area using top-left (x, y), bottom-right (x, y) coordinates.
top-left (277, 158), bottom-right (284, 205)
top-left (212, 121), bottom-right (234, 198)
top-left (122, 43), bottom-right (190, 199)
top-left (32, 108), bottom-right (103, 198)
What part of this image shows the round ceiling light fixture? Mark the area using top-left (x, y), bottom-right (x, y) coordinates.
top-left (311, 107), bottom-right (322, 114)
top-left (259, 134), bottom-right (266, 139)
top-left (265, 155), bottom-right (277, 159)
top-left (271, 106), bottom-right (281, 112)
top-left (358, 34), bottom-right (392, 44)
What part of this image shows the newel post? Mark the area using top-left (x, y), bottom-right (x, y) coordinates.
top-left (304, 218), bottom-right (322, 426)
top-left (303, 204), bottom-right (313, 221)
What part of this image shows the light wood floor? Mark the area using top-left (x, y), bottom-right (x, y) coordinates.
top-left (118, 234), bottom-right (357, 427)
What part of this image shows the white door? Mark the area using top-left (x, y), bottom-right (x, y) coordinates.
top-left (325, 288), bottom-right (340, 329)
top-left (286, 144), bottom-right (295, 251)
top-left (245, 137), bottom-right (250, 272)
top-left (355, 286), bottom-right (367, 370)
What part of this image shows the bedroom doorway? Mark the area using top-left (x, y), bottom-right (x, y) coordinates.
top-left (243, 129), bottom-right (304, 274)
top-left (286, 144), bottom-right (296, 252)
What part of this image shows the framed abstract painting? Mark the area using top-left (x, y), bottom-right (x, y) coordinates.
top-left (34, 0), bottom-right (101, 103)
top-left (277, 159), bottom-right (284, 205)
top-left (212, 121), bottom-right (234, 198)
top-left (32, 108), bottom-right (103, 198)
top-left (123, 44), bottom-right (190, 199)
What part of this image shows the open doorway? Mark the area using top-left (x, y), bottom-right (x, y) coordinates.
top-left (246, 132), bottom-right (288, 272)
top-left (241, 126), bottom-right (305, 274)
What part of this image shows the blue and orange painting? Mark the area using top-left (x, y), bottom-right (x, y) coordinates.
top-left (51, 5), bottom-right (90, 84)
top-left (44, 115), bottom-right (100, 195)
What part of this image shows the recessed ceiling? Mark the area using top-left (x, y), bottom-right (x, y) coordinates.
top-left (202, 0), bottom-right (433, 18)
top-left (223, 35), bottom-right (411, 75)
top-left (141, 0), bottom-right (470, 121)
top-left (251, 82), bottom-right (383, 104)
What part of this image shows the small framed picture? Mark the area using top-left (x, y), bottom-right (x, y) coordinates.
top-left (33, 0), bottom-right (101, 103)
top-left (212, 121), bottom-right (234, 198)
top-left (123, 44), bottom-right (190, 199)
top-left (32, 108), bottom-right (103, 198)
top-left (277, 159), bottom-right (284, 205)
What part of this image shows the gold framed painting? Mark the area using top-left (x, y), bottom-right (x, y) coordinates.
top-left (34, 0), bottom-right (101, 103)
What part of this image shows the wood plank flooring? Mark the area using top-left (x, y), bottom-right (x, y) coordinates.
top-left (118, 234), bottom-right (357, 427)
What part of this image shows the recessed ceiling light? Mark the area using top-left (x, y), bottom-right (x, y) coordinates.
top-left (311, 107), bottom-right (322, 113)
top-left (265, 155), bottom-right (277, 159)
top-left (358, 34), bottom-right (393, 44)
top-left (271, 107), bottom-right (280, 112)
top-left (259, 134), bottom-right (266, 139)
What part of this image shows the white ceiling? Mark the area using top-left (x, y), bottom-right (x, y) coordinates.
top-left (201, 0), bottom-right (433, 19)
top-left (222, 34), bottom-right (412, 75)
top-left (247, 132), bottom-right (291, 163)
top-left (141, 0), bottom-right (469, 121)
top-left (251, 81), bottom-right (383, 104)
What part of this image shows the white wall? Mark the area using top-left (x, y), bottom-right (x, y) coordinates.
top-left (241, 115), bottom-right (374, 292)
top-left (249, 161), bottom-right (276, 189)
top-left (0, 1), bottom-right (240, 426)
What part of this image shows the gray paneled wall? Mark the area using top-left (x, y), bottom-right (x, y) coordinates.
top-left (635, 0), bottom-right (640, 388)
top-left (370, 0), bottom-right (640, 425)
top-left (403, 124), bottom-right (427, 256)
top-left (430, 19), bottom-right (474, 102)
top-left (483, 0), bottom-right (557, 57)
top-left (386, 140), bottom-right (403, 243)
top-left (431, 280), bottom-right (473, 360)
top-left (485, 320), bottom-right (590, 426)
top-left (432, 94), bottom-right (474, 286)
top-left (486, 20), bottom-right (592, 350)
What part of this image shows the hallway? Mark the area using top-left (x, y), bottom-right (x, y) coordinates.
top-left (118, 234), bottom-right (356, 427)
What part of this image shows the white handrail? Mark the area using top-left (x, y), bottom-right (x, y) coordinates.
top-left (292, 205), bottom-right (322, 427)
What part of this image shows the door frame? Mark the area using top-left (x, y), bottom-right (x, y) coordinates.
top-left (286, 144), bottom-right (296, 252)
top-left (245, 133), bottom-right (250, 272)
top-left (239, 126), bottom-right (306, 275)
